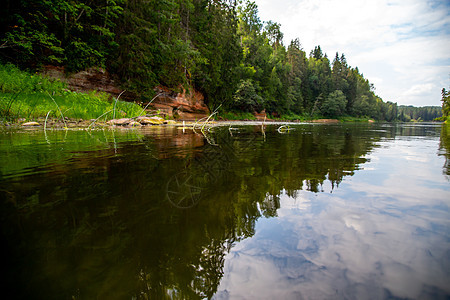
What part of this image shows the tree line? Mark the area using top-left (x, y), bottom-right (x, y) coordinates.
top-left (397, 106), bottom-right (442, 122)
top-left (0, 0), bottom-right (436, 121)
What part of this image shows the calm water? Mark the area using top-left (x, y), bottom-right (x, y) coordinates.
top-left (0, 123), bottom-right (449, 300)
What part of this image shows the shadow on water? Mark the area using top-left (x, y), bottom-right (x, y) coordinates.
top-left (0, 123), bottom-right (447, 299)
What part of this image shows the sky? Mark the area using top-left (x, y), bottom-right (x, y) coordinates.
top-left (252, 0), bottom-right (450, 107)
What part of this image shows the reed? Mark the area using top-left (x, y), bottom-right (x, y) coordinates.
top-left (88, 110), bottom-right (113, 130)
top-left (44, 110), bottom-right (51, 130)
top-left (113, 90), bottom-right (126, 120)
top-left (262, 115), bottom-right (266, 140)
top-left (138, 92), bottom-right (163, 117)
top-left (47, 92), bottom-right (68, 128)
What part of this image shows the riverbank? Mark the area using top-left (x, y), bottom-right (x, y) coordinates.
top-left (1, 63), bottom-right (376, 127)
top-left (2, 117), bottom-right (377, 131)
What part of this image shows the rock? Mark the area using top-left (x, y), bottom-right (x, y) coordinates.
top-left (107, 118), bottom-right (132, 126)
top-left (42, 65), bottom-right (135, 100)
top-left (22, 121), bottom-right (40, 126)
top-left (137, 116), bottom-right (166, 125)
top-left (310, 119), bottom-right (340, 123)
top-left (127, 121), bottom-right (142, 127)
top-left (135, 116), bottom-right (148, 122)
top-left (149, 86), bottom-right (210, 120)
top-left (254, 109), bottom-right (267, 121)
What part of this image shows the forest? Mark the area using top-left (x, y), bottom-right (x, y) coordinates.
top-left (0, 0), bottom-right (442, 121)
top-left (397, 106), bottom-right (443, 122)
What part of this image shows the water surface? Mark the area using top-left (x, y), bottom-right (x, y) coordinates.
top-left (0, 123), bottom-right (449, 299)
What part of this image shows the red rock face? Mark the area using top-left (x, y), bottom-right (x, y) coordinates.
top-left (43, 65), bottom-right (125, 97)
top-left (310, 119), bottom-right (340, 123)
top-left (254, 109), bottom-right (267, 121)
top-left (42, 66), bottom-right (210, 120)
top-left (151, 86), bottom-right (210, 120)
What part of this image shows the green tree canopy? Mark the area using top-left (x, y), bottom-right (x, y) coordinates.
top-left (0, 0), bottom-right (399, 121)
top-left (321, 90), bottom-right (347, 118)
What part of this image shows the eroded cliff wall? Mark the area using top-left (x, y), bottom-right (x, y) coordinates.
top-left (42, 66), bottom-right (210, 120)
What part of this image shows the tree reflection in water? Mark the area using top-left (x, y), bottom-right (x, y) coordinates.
top-left (440, 124), bottom-right (450, 176)
top-left (1, 123), bottom-right (444, 299)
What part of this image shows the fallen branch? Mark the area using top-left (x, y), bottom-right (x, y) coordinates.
top-left (201, 104), bottom-right (222, 133)
top-left (277, 125), bottom-right (294, 133)
top-left (192, 116), bottom-right (208, 133)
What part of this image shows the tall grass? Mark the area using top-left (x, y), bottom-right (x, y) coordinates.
top-left (218, 111), bottom-right (256, 120)
top-left (278, 112), bottom-right (309, 121)
top-left (337, 116), bottom-right (372, 122)
top-left (0, 63), bottom-right (142, 122)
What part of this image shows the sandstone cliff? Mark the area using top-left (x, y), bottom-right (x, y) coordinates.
top-left (151, 86), bottom-right (210, 120)
top-left (42, 66), bottom-right (210, 120)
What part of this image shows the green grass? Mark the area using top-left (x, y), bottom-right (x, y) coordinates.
top-left (218, 111), bottom-right (257, 120)
top-left (0, 63), bottom-right (143, 122)
top-left (277, 112), bottom-right (309, 121)
top-left (338, 116), bottom-right (373, 122)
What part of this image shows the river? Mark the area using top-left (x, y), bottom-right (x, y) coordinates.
top-left (0, 123), bottom-right (449, 299)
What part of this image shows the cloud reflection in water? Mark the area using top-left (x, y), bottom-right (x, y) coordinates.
top-left (215, 137), bottom-right (450, 300)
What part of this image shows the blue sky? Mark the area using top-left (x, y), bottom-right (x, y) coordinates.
top-left (253, 0), bottom-right (450, 106)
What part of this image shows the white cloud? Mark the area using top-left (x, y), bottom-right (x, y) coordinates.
top-left (403, 83), bottom-right (435, 97)
top-left (253, 0), bottom-right (450, 106)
